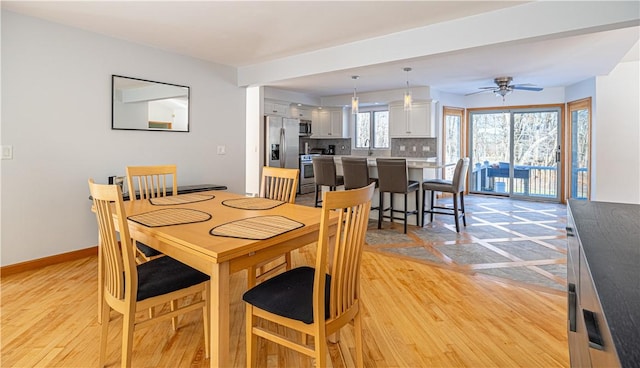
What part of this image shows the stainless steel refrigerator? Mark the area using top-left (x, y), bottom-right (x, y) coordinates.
top-left (265, 116), bottom-right (300, 170)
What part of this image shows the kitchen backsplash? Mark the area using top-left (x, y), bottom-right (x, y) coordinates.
top-left (390, 137), bottom-right (437, 158)
top-left (300, 137), bottom-right (351, 155)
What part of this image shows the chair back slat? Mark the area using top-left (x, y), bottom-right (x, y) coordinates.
top-left (126, 165), bottom-right (177, 201)
top-left (314, 183), bottom-right (375, 322)
top-left (88, 179), bottom-right (138, 302)
top-left (260, 167), bottom-right (299, 203)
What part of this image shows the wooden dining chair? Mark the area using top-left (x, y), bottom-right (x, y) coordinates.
top-left (243, 182), bottom-right (375, 368)
top-left (125, 164), bottom-right (178, 263)
top-left (88, 179), bottom-right (210, 368)
top-left (248, 166), bottom-right (300, 287)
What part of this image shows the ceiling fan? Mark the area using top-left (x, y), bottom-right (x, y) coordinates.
top-left (466, 77), bottom-right (543, 100)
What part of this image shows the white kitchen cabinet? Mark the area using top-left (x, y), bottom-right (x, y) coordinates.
top-left (290, 106), bottom-right (313, 120)
top-left (389, 100), bottom-right (433, 137)
top-left (311, 108), bottom-right (346, 138)
top-left (264, 100), bottom-right (290, 117)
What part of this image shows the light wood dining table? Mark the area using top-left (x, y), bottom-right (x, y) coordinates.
top-left (115, 190), bottom-right (335, 367)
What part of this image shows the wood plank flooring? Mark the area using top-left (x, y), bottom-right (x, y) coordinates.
top-left (1, 243), bottom-right (569, 367)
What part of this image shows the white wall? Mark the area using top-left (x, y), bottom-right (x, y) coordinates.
top-left (594, 60), bottom-right (640, 204)
top-left (1, 11), bottom-right (247, 266)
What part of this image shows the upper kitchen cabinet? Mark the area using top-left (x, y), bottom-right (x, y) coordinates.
top-left (389, 100), bottom-right (434, 137)
top-left (290, 105), bottom-right (313, 120)
top-left (264, 100), bottom-right (290, 117)
top-left (311, 108), bottom-right (347, 138)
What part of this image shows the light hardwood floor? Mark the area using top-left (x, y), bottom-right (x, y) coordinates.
top-left (1, 242), bottom-right (568, 367)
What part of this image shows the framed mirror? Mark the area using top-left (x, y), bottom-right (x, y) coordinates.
top-left (112, 75), bottom-right (190, 132)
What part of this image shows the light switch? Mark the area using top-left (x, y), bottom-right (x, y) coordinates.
top-left (217, 145), bottom-right (226, 155)
top-left (1, 145), bottom-right (13, 160)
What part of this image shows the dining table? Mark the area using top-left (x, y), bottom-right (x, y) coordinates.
top-left (114, 190), bottom-right (336, 367)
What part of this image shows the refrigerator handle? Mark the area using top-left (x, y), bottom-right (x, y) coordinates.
top-left (280, 128), bottom-right (286, 168)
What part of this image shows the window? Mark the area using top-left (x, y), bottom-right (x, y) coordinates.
top-left (355, 109), bottom-right (389, 149)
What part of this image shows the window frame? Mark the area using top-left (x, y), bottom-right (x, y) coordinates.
top-left (354, 106), bottom-right (389, 150)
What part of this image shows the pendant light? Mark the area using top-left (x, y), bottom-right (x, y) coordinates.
top-left (351, 75), bottom-right (359, 114)
top-left (403, 67), bottom-right (412, 111)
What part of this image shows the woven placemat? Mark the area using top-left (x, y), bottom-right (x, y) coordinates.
top-left (128, 208), bottom-right (212, 227)
top-left (221, 197), bottom-right (285, 210)
top-left (149, 193), bottom-right (215, 206)
top-left (210, 215), bottom-right (303, 240)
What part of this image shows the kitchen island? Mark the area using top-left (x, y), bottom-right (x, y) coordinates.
top-left (333, 156), bottom-right (450, 226)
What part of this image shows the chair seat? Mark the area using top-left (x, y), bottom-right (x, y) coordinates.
top-left (136, 241), bottom-right (163, 258)
top-left (137, 256), bottom-right (209, 301)
top-left (423, 179), bottom-right (454, 192)
top-left (242, 266), bottom-right (331, 324)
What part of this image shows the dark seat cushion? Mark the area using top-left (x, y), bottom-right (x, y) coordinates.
top-left (242, 266), bottom-right (331, 324)
top-left (137, 256), bottom-right (209, 301)
top-left (423, 179), bottom-right (455, 193)
top-left (136, 241), bottom-right (163, 258)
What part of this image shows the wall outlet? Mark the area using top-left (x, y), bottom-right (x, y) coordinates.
top-left (412, 146), bottom-right (416, 152)
top-left (399, 145), bottom-right (405, 151)
top-left (422, 146), bottom-right (430, 152)
top-left (217, 145), bottom-right (226, 155)
top-left (1, 145), bottom-right (13, 160)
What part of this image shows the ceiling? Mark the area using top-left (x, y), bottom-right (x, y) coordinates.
top-left (3, 1), bottom-right (639, 97)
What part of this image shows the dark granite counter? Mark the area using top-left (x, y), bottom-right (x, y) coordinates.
top-left (568, 200), bottom-right (640, 367)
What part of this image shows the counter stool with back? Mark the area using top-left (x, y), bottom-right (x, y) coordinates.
top-left (312, 156), bottom-right (344, 208)
top-left (421, 157), bottom-right (470, 232)
top-left (341, 156), bottom-right (379, 213)
top-left (376, 158), bottom-right (420, 234)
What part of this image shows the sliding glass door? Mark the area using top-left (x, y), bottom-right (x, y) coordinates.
top-left (469, 107), bottom-right (562, 201)
top-left (568, 98), bottom-right (591, 200)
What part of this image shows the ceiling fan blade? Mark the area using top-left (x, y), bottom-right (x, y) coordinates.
top-left (465, 89), bottom-right (493, 96)
top-left (511, 85), bottom-right (543, 91)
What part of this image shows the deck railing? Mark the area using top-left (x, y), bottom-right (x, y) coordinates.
top-left (466, 163), bottom-right (588, 199)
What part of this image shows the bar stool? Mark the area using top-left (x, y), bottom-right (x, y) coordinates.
top-left (341, 156), bottom-right (379, 212)
top-left (422, 157), bottom-right (470, 232)
top-left (312, 156), bottom-right (344, 207)
top-left (376, 158), bottom-right (420, 234)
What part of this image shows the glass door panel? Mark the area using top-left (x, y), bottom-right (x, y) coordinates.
top-left (469, 112), bottom-right (510, 194)
top-left (512, 111), bottom-right (560, 200)
top-left (569, 99), bottom-right (591, 200)
top-left (469, 108), bottom-right (561, 202)
top-left (443, 107), bottom-right (463, 180)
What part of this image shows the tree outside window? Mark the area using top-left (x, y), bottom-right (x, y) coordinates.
top-left (355, 110), bottom-right (389, 149)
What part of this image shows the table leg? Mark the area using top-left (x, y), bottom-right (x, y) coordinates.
top-left (210, 262), bottom-right (230, 368)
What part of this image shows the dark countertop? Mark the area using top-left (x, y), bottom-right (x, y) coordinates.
top-left (123, 184), bottom-right (227, 201)
top-left (568, 200), bottom-right (640, 367)
top-left (89, 184), bottom-right (227, 201)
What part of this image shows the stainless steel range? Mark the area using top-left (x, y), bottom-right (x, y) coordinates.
top-left (298, 154), bottom-right (320, 194)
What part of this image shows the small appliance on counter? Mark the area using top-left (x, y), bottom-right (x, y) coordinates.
top-left (309, 148), bottom-right (325, 155)
top-left (327, 145), bottom-right (336, 155)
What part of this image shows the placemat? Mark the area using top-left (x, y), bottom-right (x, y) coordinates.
top-left (221, 197), bottom-right (285, 210)
top-left (128, 208), bottom-right (212, 227)
top-left (210, 215), bottom-right (304, 240)
top-left (149, 193), bottom-right (215, 206)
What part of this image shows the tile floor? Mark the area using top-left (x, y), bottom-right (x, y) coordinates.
top-left (296, 191), bottom-right (567, 294)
